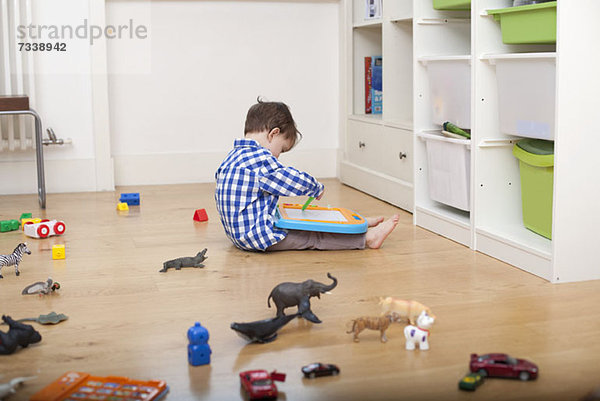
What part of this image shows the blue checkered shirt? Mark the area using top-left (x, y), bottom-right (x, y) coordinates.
top-left (215, 138), bottom-right (324, 251)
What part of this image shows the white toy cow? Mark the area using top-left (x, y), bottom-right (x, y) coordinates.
top-left (403, 310), bottom-right (435, 351)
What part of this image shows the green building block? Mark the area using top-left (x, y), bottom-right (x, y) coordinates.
top-left (19, 212), bottom-right (32, 221)
top-left (0, 220), bottom-right (20, 232)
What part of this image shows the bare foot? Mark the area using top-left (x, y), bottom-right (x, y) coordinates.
top-left (366, 216), bottom-right (384, 227)
top-left (365, 215), bottom-right (399, 249)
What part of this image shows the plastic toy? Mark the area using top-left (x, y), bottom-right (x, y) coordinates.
top-left (159, 248), bottom-right (207, 273)
top-left (231, 314), bottom-right (299, 344)
top-left (301, 196), bottom-right (314, 211)
top-left (193, 209), bottom-right (208, 222)
top-left (19, 212), bottom-right (32, 221)
top-left (20, 218), bottom-right (41, 229)
top-left (24, 219), bottom-right (66, 239)
top-left (0, 242), bottom-right (31, 278)
top-left (22, 277), bottom-right (60, 295)
top-left (0, 219), bottom-right (19, 232)
top-left (120, 192), bottom-right (140, 206)
top-left (0, 315), bottom-right (42, 355)
top-left (239, 370), bottom-right (285, 401)
top-left (301, 363), bottom-right (340, 379)
top-left (347, 314), bottom-right (396, 343)
top-left (274, 203), bottom-right (367, 234)
top-left (267, 273), bottom-right (338, 324)
top-left (52, 244), bottom-right (66, 260)
top-left (469, 353), bottom-right (539, 381)
top-left (0, 376), bottom-right (36, 400)
top-left (404, 311), bottom-right (435, 351)
top-left (379, 297), bottom-right (434, 325)
top-left (458, 373), bottom-right (484, 391)
top-left (0, 312), bottom-right (68, 326)
top-left (117, 202), bottom-right (129, 211)
top-left (30, 372), bottom-right (169, 401)
top-left (188, 322), bottom-right (211, 366)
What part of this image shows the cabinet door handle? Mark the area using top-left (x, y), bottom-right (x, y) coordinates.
top-left (399, 151), bottom-right (407, 159)
top-left (358, 141), bottom-right (366, 148)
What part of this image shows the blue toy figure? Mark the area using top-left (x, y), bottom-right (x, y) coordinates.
top-left (188, 322), bottom-right (211, 366)
top-left (119, 193), bottom-right (140, 206)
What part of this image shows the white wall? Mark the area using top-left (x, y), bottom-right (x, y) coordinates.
top-left (106, 0), bottom-right (340, 185)
top-left (0, 0), bottom-right (101, 194)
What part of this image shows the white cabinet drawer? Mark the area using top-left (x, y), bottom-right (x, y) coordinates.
top-left (346, 120), bottom-right (413, 184)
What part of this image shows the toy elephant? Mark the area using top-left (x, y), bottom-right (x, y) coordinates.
top-left (267, 273), bottom-right (337, 324)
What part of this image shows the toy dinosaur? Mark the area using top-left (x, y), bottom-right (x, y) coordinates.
top-left (0, 376), bottom-right (36, 400)
top-left (159, 248), bottom-right (207, 273)
top-left (230, 313), bottom-right (299, 343)
top-left (0, 315), bottom-right (42, 355)
top-left (267, 273), bottom-right (337, 324)
top-left (21, 277), bottom-right (60, 295)
top-left (0, 312), bottom-right (68, 326)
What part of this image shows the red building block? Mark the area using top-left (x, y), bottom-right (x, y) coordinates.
top-left (193, 209), bottom-right (208, 222)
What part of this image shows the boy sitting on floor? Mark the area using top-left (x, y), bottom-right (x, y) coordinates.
top-left (214, 98), bottom-right (398, 252)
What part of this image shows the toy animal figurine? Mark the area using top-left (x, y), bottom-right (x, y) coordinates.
top-left (0, 312), bottom-right (68, 326)
top-left (347, 314), bottom-right (397, 343)
top-left (159, 248), bottom-right (208, 273)
top-left (379, 297), bottom-right (434, 325)
top-left (0, 376), bottom-right (36, 400)
top-left (21, 277), bottom-right (60, 295)
top-left (0, 315), bottom-right (42, 355)
top-left (0, 243), bottom-right (31, 278)
top-left (231, 313), bottom-right (300, 343)
top-left (404, 310), bottom-right (435, 351)
top-left (267, 273), bottom-right (338, 324)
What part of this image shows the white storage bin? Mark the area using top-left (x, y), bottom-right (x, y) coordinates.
top-left (495, 55), bottom-right (556, 140)
top-left (422, 132), bottom-right (471, 211)
top-left (424, 58), bottom-right (471, 129)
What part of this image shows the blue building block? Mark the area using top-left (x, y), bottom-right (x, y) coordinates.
top-left (119, 193), bottom-right (140, 206)
top-left (188, 322), bottom-right (211, 366)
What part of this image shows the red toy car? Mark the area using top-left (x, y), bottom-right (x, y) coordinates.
top-left (470, 353), bottom-right (538, 381)
top-left (239, 370), bottom-right (286, 400)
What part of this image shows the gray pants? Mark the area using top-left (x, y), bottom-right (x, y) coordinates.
top-left (267, 229), bottom-right (366, 251)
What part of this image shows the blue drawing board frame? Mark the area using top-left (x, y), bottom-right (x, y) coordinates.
top-left (274, 203), bottom-right (367, 234)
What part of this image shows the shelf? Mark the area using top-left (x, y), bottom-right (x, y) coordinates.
top-left (348, 114), bottom-right (382, 125)
top-left (417, 54), bottom-right (471, 63)
top-left (415, 204), bottom-right (471, 247)
top-left (353, 19), bottom-right (383, 29)
top-left (383, 119), bottom-right (413, 131)
top-left (416, 17), bottom-right (470, 25)
top-left (390, 15), bottom-right (412, 23)
top-left (480, 52), bottom-right (556, 64)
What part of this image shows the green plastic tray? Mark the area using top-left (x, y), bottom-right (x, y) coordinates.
top-left (513, 141), bottom-right (554, 239)
top-left (433, 0), bottom-right (470, 11)
top-left (488, 2), bottom-right (556, 44)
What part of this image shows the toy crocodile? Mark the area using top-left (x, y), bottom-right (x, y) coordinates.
top-left (159, 248), bottom-right (207, 273)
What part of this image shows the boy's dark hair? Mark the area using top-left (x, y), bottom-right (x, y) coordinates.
top-left (244, 98), bottom-right (302, 149)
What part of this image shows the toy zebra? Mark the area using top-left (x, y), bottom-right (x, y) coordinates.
top-left (0, 243), bottom-right (31, 278)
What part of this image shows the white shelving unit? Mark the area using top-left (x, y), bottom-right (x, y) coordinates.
top-left (340, 0), bottom-right (600, 282)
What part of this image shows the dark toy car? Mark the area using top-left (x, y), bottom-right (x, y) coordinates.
top-left (239, 370), bottom-right (286, 400)
top-left (470, 353), bottom-right (539, 381)
top-left (458, 373), bottom-right (484, 391)
top-left (301, 363), bottom-right (340, 379)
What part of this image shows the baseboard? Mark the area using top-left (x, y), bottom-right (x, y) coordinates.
top-left (113, 148), bottom-right (338, 186)
top-left (0, 158), bottom-right (99, 194)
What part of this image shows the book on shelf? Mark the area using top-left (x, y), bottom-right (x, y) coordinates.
top-left (365, 0), bottom-right (382, 20)
top-left (371, 56), bottom-right (382, 114)
top-left (365, 56), bottom-right (372, 114)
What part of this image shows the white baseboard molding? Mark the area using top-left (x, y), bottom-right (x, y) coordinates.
top-left (113, 148), bottom-right (338, 186)
top-left (0, 158), bottom-right (100, 194)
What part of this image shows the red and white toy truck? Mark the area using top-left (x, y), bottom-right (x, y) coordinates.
top-left (24, 219), bottom-right (66, 239)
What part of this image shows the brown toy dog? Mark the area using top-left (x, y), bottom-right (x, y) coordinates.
top-left (347, 314), bottom-right (396, 343)
top-left (379, 297), bottom-right (434, 325)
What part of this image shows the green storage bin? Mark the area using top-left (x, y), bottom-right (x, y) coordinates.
top-left (433, 0), bottom-right (470, 11)
top-left (488, 2), bottom-right (556, 44)
top-left (512, 139), bottom-right (554, 239)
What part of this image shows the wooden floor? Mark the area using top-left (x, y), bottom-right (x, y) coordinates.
top-left (2, 179), bottom-right (600, 401)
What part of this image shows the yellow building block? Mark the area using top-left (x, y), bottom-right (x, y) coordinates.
top-left (117, 202), bottom-right (129, 211)
top-left (21, 218), bottom-right (41, 230)
top-left (52, 244), bottom-right (65, 260)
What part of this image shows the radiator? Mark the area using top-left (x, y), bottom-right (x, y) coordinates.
top-left (0, 0), bottom-right (35, 152)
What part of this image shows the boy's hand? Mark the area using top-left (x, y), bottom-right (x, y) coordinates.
top-left (316, 189), bottom-right (325, 200)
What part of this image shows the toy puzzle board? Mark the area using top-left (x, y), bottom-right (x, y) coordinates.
top-left (274, 203), bottom-right (367, 234)
top-left (30, 372), bottom-right (169, 401)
